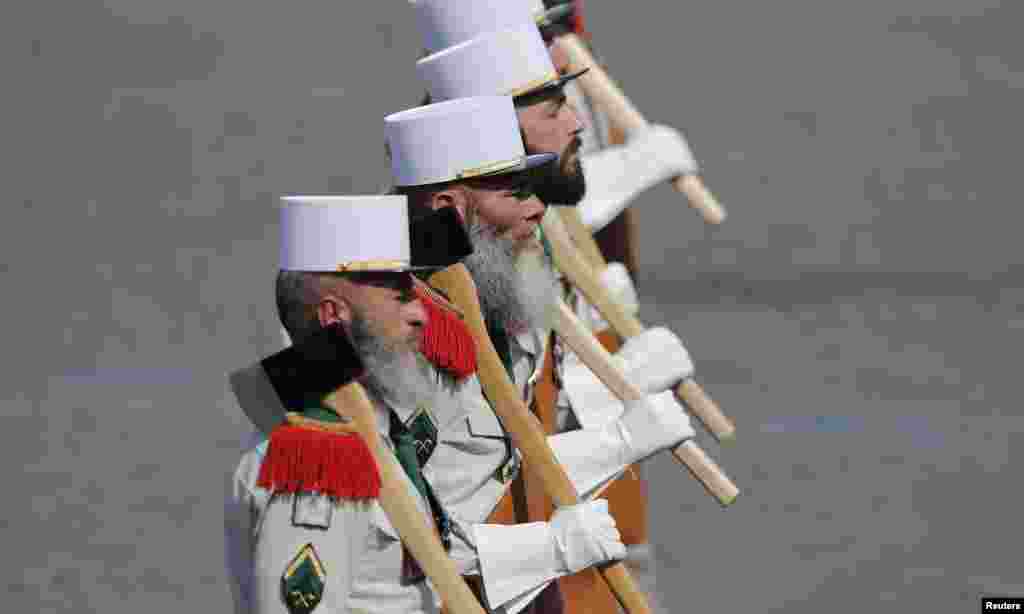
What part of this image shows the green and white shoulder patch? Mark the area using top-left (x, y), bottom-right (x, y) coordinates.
top-left (281, 543), bottom-right (326, 614)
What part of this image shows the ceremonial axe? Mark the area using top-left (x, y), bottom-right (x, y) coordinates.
top-left (552, 30), bottom-right (727, 225)
top-left (429, 263), bottom-right (658, 614)
top-left (549, 301), bottom-right (739, 505)
top-left (542, 210), bottom-right (738, 444)
top-left (230, 205), bottom-right (484, 614)
top-left (234, 323), bottom-right (487, 614)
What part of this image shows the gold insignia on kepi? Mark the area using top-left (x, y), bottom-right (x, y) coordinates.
top-left (455, 156), bottom-right (524, 179)
top-left (336, 259), bottom-right (408, 272)
top-left (281, 543), bottom-right (326, 614)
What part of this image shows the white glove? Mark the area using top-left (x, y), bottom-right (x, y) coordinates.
top-left (473, 500), bottom-right (626, 607)
top-left (601, 262), bottom-right (639, 315)
top-left (618, 391), bottom-right (695, 460)
top-left (579, 124), bottom-right (699, 232)
top-left (550, 392), bottom-right (695, 498)
top-left (551, 499), bottom-right (625, 572)
top-left (577, 262), bottom-right (639, 332)
top-left (614, 327), bottom-right (694, 394)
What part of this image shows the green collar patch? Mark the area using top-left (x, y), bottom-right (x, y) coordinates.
top-left (300, 404), bottom-right (345, 423)
top-left (281, 543), bottom-right (326, 614)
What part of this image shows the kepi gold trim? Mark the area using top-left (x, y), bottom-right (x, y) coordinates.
top-left (506, 71), bottom-right (560, 98)
top-left (455, 156), bottom-right (524, 180)
top-left (336, 259), bottom-right (409, 272)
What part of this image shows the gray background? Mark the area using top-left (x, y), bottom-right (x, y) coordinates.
top-left (4, 0), bottom-right (1021, 612)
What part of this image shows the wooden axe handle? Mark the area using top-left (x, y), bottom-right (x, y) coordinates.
top-left (542, 211), bottom-right (737, 443)
top-left (428, 264), bottom-right (655, 614)
top-left (676, 379), bottom-right (736, 443)
top-left (557, 207), bottom-right (609, 270)
top-left (556, 33), bottom-right (726, 225)
top-left (673, 440), bottom-right (740, 505)
top-left (550, 301), bottom-right (739, 506)
top-left (322, 384), bottom-right (487, 614)
top-left (675, 174), bottom-right (726, 225)
top-left (543, 213), bottom-right (645, 338)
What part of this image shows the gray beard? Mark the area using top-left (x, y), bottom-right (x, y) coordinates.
top-left (348, 312), bottom-right (437, 411)
top-left (462, 216), bottom-right (560, 334)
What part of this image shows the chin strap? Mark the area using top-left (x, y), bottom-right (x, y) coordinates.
top-left (414, 278), bottom-right (478, 380)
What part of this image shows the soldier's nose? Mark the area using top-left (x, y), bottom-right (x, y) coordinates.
top-left (407, 299), bottom-right (428, 327)
top-left (523, 196), bottom-right (546, 221)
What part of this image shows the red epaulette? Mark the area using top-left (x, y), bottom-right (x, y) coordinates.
top-left (414, 279), bottom-right (478, 380)
top-left (256, 424), bottom-right (381, 500)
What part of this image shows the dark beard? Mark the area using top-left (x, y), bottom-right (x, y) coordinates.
top-left (529, 140), bottom-right (586, 206)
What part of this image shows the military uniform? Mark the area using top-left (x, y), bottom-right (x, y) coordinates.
top-left (229, 99), bottom-right (636, 614)
top-left (227, 363), bottom-right (634, 614)
top-left (408, 5), bottom-right (697, 614)
top-left (226, 194), bottom-right (458, 614)
top-left (228, 394), bottom-right (467, 614)
top-left (547, 45), bottom-right (673, 614)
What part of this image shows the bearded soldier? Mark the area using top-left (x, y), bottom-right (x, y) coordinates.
top-left (391, 20), bottom-right (698, 610)
top-left (385, 94), bottom-right (694, 614)
top-left (225, 194), bottom-right (457, 614)
top-left (226, 96), bottom-right (692, 614)
top-left (227, 190), bottom-right (628, 614)
top-left (532, 0), bottom-right (699, 267)
top-left (406, 4), bottom-right (701, 613)
top-left (532, 3), bottom-right (702, 612)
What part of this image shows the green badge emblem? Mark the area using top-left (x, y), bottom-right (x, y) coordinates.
top-left (281, 543), bottom-right (326, 614)
top-left (493, 449), bottom-right (521, 484)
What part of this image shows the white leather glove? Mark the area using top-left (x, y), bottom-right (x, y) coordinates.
top-left (579, 124), bottom-right (698, 232)
top-left (577, 262), bottom-right (640, 332)
top-left (601, 262), bottom-right (639, 315)
top-left (614, 327), bottom-right (694, 395)
top-left (473, 500), bottom-right (626, 607)
top-left (550, 392), bottom-right (695, 498)
top-left (551, 499), bottom-right (626, 573)
top-left (617, 392), bottom-right (695, 459)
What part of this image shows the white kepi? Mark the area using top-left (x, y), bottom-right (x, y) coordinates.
top-left (417, 22), bottom-right (581, 102)
top-left (410, 0), bottom-right (534, 53)
top-left (385, 95), bottom-right (556, 187)
top-left (530, 1), bottom-right (578, 26)
top-left (279, 195), bottom-right (420, 272)
top-left (410, 0), bottom-right (575, 52)
top-left (526, 0), bottom-right (550, 22)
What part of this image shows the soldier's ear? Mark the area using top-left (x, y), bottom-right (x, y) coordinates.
top-left (316, 292), bottom-right (353, 329)
top-left (429, 186), bottom-right (470, 224)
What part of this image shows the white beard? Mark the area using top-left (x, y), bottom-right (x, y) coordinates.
top-left (463, 217), bottom-right (560, 334)
top-left (349, 312), bottom-right (437, 410)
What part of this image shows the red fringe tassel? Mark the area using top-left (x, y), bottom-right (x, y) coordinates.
top-left (256, 425), bottom-right (381, 500)
top-left (415, 284), bottom-right (477, 380)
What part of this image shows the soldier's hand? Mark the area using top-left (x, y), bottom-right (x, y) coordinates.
top-left (617, 391), bottom-right (696, 461)
top-left (550, 499), bottom-right (627, 573)
top-left (578, 124), bottom-right (698, 232)
top-left (600, 262), bottom-right (639, 315)
top-left (614, 326), bottom-right (694, 394)
top-left (630, 123), bottom-right (698, 177)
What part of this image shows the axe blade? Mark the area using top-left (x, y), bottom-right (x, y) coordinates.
top-left (229, 324), bottom-right (364, 434)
